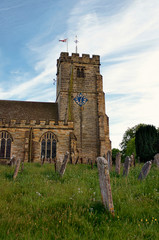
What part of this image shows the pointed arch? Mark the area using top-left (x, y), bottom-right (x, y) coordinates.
top-left (0, 131), bottom-right (13, 159)
top-left (40, 131), bottom-right (57, 160)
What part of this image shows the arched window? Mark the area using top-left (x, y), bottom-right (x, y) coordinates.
top-left (81, 68), bottom-right (84, 78)
top-left (77, 68), bottom-right (81, 77)
top-left (40, 132), bottom-right (57, 160)
top-left (77, 67), bottom-right (85, 78)
top-left (0, 131), bottom-right (13, 159)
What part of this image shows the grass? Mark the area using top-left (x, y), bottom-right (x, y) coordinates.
top-left (0, 163), bottom-right (158, 240)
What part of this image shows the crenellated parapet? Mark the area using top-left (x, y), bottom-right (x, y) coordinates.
top-left (57, 52), bottom-right (100, 66)
top-left (0, 118), bottom-right (74, 129)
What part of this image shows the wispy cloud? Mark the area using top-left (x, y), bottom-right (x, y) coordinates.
top-left (66, 0), bottom-right (159, 147)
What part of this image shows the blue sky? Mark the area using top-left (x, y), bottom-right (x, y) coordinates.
top-left (0, 0), bottom-right (159, 148)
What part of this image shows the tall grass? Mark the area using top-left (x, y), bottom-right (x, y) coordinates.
top-left (0, 163), bottom-right (158, 240)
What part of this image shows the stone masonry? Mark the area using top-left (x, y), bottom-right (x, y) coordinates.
top-left (56, 53), bottom-right (111, 162)
top-left (0, 52), bottom-right (111, 163)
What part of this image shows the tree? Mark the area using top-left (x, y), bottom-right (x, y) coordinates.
top-left (120, 124), bottom-right (144, 159)
top-left (112, 148), bottom-right (120, 163)
top-left (135, 125), bottom-right (158, 162)
top-left (125, 137), bottom-right (136, 158)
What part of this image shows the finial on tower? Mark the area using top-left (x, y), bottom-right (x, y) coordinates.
top-left (74, 35), bottom-right (79, 53)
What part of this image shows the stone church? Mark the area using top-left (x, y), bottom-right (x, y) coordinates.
top-left (0, 52), bottom-right (111, 163)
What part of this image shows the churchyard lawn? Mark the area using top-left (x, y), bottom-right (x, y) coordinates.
top-left (0, 163), bottom-right (158, 240)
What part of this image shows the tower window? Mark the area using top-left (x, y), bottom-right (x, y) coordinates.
top-left (40, 132), bottom-right (57, 160)
top-left (0, 131), bottom-right (13, 159)
top-left (77, 67), bottom-right (85, 78)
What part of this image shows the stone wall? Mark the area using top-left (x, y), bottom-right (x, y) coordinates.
top-left (0, 119), bottom-right (74, 162)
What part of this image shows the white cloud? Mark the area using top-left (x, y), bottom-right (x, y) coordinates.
top-left (66, 0), bottom-right (159, 148)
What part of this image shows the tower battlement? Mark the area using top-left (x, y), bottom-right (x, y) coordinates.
top-left (0, 118), bottom-right (73, 129)
top-left (57, 52), bottom-right (100, 65)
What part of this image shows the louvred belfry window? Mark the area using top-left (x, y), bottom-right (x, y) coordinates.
top-left (77, 67), bottom-right (85, 78)
top-left (0, 131), bottom-right (13, 159)
top-left (40, 132), bottom-right (57, 160)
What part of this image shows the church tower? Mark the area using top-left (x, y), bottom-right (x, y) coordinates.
top-left (56, 52), bottom-right (111, 162)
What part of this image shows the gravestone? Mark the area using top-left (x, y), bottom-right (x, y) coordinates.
top-left (59, 152), bottom-right (69, 176)
top-left (97, 157), bottom-right (114, 216)
top-left (123, 156), bottom-right (131, 176)
top-left (10, 155), bottom-right (16, 167)
top-left (13, 159), bottom-right (21, 180)
top-left (138, 161), bottom-right (152, 180)
top-left (154, 153), bottom-right (159, 168)
top-left (115, 152), bottom-right (121, 174)
top-left (130, 154), bottom-right (135, 167)
top-left (107, 151), bottom-right (112, 171)
top-left (56, 159), bottom-right (62, 173)
top-left (41, 156), bottom-right (45, 165)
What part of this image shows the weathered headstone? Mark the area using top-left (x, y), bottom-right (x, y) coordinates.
top-left (56, 159), bottom-right (62, 173)
top-left (10, 155), bottom-right (16, 167)
top-left (107, 151), bottom-right (112, 171)
top-left (130, 153), bottom-right (135, 167)
top-left (13, 159), bottom-right (21, 180)
top-left (59, 152), bottom-right (69, 176)
top-left (138, 161), bottom-right (152, 180)
top-left (115, 152), bottom-right (121, 174)
top-left (97, 157), bottom-right (114, 216)
top-left (123, 156), bottom-right (131, 176)
top-left (154, 153), bottom-right (159, 168)
top-left (41, 156), bottom-right (45, 165)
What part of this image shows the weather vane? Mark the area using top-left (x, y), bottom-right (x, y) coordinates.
top-left (74, 35), bottom-right (79, 53)
top-left (52, 78), bottom-right (56, 86)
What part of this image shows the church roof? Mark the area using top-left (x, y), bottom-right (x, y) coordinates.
top-left (0, 100), bottom-right (58, 123)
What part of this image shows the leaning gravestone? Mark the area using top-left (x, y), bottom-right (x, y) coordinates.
top-left (154, 153), bottom-right (159, 168)
top-left (13, 159), bottom-right (21, 180)
top-left (59, 152), bottom-right (69, 176)
top-left (138, 161), bottom-right (152, 180)
top-left (123, 156), bottom-right (131, 176)
top-left (115, 152), bottom-right (121, 174)
top-left (97, 157), bottom-right (114, 216)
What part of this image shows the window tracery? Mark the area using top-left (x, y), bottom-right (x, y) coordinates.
top-left (40, 132), bottom-right (57, 160)
top-left (0, 131), bottom-right (13, 159)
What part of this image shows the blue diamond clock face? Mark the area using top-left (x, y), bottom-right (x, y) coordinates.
top-left (73, 93), bottom-right (88, 107)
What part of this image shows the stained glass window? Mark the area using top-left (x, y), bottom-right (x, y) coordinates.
top-left (0, 131), bottom-right (13, 159)
top-left (40, 132), bottom-right (57, 160)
